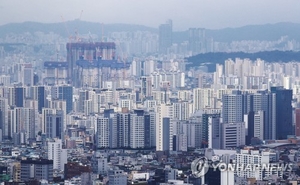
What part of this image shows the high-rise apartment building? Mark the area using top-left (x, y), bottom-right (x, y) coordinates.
top-left (208, 115), bottom-right (221, 149)
top-left (8, 86), bottom-right (25, 108)
top-left (44, 110), bottom-right (64, 139)
top-left (96, 117), bottom-right (110, 148)
top-left (159, 20), bottom-right (172, 53)
top-left (156, 103), bottom-right (173, 151)
top-left (47, 139), bottom-right (67, 171)
top-left (162, 117), bottom-right (171, 151)
top-left (21, 63), bottom-right (34, 86)
top-left (188, 28), bottom-right (205, 54)
top-left (193, 88), bottom-right (215, 111)
top-left (30, 86), bottom-right (46, 114)
top-left (0, 98), bottom-right (8, 140)
top-left (222, 93), bottom-right (243, 124)
top-left (51, 85), bottom-right (73, 114)
top-left (104, 109), bottom-right (154, 149)
top-left (253, 111), bottom-right (264, 140)
top-left (115, 111), bottom-right (131, 148)
top-left (12, 107), bottom-right (35, 144)
top-left (252, 91), bottom-right (276, 140)
top-left (130, 110), bottom-right (145, 148)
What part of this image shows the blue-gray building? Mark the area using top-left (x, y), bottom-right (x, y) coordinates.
top-left (15, 87), bottom-right (25, 107)
top-left (271, 86), bottom-right (293, 139)
top-left (51, 86), bottom-right (73, 114)
top-left (162, 117), bottom-right (170, 151)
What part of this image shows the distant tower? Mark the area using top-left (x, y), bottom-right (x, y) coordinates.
top-left (21, 64), bottom-right (34, 86)
top-left (159, 20), bottom-right (173, 53)
top-left (188, 28), bottom-right (205, 54)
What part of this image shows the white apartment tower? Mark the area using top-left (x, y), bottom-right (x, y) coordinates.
top-left (156, 103), bottom-right (173, 151)
top-left (130, 113), bottom-right (145, 148)
top-left (47, 139), bottom-right (67, 171)
top-left (149, 110), bottom-right (156, 147)
top-left (193, 88), bottom-right (215, 112)
top-left (254, 111), bottom-right (264, 140)
top-left (96, 117), bottom-right (110, 148)
top-left (12, 107), bottom-right (35, 144)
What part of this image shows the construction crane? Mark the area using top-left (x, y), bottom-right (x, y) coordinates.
top-left (61, 15), bottom-right (75, 43)
top-left (61, 15), bottom-right (80, 85)
top-left (61, 15), bottom-right (75, 85)
top-left (75, 10), bottom-right (83, 42)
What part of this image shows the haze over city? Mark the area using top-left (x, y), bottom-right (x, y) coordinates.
top-left (1, 1), bottom-right (300, 185)
top-left (1, 0), bottom-right (300, 30)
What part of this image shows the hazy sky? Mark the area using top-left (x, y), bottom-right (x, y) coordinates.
top-left (1, 0), bottom-right (300, 31)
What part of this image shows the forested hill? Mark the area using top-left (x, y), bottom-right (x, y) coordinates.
top-left (187, 50), bottom-right (300, 72)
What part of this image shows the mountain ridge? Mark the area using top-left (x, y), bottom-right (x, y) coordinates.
top-left (1, 20), bottom-right (300, 42)
top-left (187, 50), bottom-right (300, 72)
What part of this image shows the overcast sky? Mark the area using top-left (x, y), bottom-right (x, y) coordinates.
top-left (1, 0), bottom-right (300, 31)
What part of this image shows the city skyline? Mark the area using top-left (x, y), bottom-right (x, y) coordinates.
top-left (1, 1), bottom-right (300, 184)
top-left (1, 0), bottom-right (300, 30)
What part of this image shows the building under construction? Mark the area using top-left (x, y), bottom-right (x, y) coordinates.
top-left (76, 58), bottom-right (130, 88)
top-left (66, 42), bottom-right (116, 86)
top-left (44, 61), bottom-right (68, 85)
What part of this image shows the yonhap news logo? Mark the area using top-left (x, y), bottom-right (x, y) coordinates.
top-left (191, 157), bottom-right (210, 177)
top-left (191, 156), bottom-right (294, 178)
